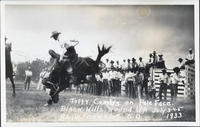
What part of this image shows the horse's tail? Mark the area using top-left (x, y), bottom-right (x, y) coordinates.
top-left (95, 44), bottom-right (111, 64)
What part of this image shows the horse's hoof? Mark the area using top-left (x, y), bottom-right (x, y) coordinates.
top-left (12, 93), bottom-right (16, 97)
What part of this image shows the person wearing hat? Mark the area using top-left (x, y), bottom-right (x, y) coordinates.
top-left (114, 60), bottom-right (121, 71)
top-left (122, 59), bottom-right (127, 73)
top-left (171, 67), bottom-right (184, 101)
top-left (138, 57), bottom-right (145, 72)
top-left (125, 68), bottom-right (137, 98)
top-left (109, 66), bottom-right (117, 96)
top-left (158, 69), bottom-right (168, 101)
top-left (132, 57), bottom-right (138, 72)
top-left (105, 59), bottom-right (110, 71)
top-left (148, 53), bottom-right (153, 66)
top-left (110, 60), bottom-right (115, 69)
top-left (178, 58), bottom-right (185, 69)
top-left (50, 31), bottom-right (79, 61)
top-left (49, 31), bottom-right (79, 84)
top-left (185, 48), bottom-right (194, 65)
top-left (127, 59), bottom-right (132, 71)
top-left (152, 51), bottom-right (158, 65)
top-left (24, 66), bottom-right (33, 91)
top-left (102, 69), bottom-right (111, 96)
top-left (157, 54), bottom-right (166, 68)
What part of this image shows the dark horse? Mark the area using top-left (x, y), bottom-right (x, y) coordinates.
top-left (6, 43), bottom-right (16, 97)
top-left (43, 45), bottom-right (111, 105)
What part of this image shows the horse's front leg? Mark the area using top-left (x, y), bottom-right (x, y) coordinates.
top-left (44, 89), bottom-right (59, 106)
top-left (9, 77), bottom-right (15, 97)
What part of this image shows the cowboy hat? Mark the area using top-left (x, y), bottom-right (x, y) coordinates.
top-left (50, 31), bottom-right (61, 38)
top-left (132, 57), bottom-right (136, 61)
top-left (162, 69), bottom-right (166, 73)
top-left (178, 58), bottom-right (183, 61)
top-left (189, 48), bottom-right (192, 51)
top-left (173, 67), bottom-right (180, 73)
top-left (110, 60), bottom-right (114, 63)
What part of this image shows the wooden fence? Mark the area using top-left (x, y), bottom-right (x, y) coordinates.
top-left (152, 64), bottom-right (195, 99)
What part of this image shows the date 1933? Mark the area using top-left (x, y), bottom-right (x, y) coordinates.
top-left (166, 112), bottom-right (183, 119)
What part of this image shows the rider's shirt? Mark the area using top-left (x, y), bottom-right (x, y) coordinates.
top-left (55, 34), bottom-right (69, 60)
top-left (57, 34), bottom-right (79, 60)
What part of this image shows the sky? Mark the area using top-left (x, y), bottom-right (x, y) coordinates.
top-left (5, 5), bottom-right (194, 69)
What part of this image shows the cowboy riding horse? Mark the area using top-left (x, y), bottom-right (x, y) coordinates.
top-left (42, 44), bottom-right (111, 105)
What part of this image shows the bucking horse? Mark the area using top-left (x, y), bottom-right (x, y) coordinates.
top-left (43, 44), bottom-right (111, 105)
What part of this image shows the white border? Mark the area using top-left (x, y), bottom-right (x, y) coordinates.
top-left (1, 0), bottom-right (199, 127)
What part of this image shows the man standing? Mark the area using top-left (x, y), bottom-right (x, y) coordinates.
top-left (125, 69), bottom-right (136, 98)
top-left (132, 57), bottom-right (138, 72)
top-left (138, 57), bottom-right (145, 71)
top-left (122, 59), bottom-right (127, 72)
top-left (157, 54), bottom-right (166, 68)
top-left (185, 48), bottom-right (194, 65)
top-left (127, 59), bottom-right (132, 71)
top-left (178, 58), bottom-right (185, 70)
top-left (24, 66), bottom-right (33, 91)
top-left (148, 53), bottom-right (154, 66)
top-left (159, 69), bottom-right (168, 101)
top-left (152, 51), bottom-right (158, 66)
top-left (171, 67), bottom-right (184, 101)
top-left (105, 59), bottom-right (110, 71)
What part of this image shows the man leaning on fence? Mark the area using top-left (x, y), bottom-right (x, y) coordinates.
top-left (171, 67), bottom-right (185, 101)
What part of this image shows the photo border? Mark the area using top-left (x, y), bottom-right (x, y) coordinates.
top-left (1, 0), bottom-right (199, 126)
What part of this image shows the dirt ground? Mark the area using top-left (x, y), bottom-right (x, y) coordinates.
top-left (6, 81), bottom-right (195, 122)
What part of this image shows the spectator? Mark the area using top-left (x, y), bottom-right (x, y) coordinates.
top-left (24, 66), bottom-right (33, 91)
top-left (185, 48), bottom-right (194, 65)
top-left (115, 60), bottom-right (121, 71)
top-left (127, 59), bottom-right (132, 71)
top-left (125, 69), bottom-right (137, 98)
top-left (152, 51), bottom-right (158, 65)
top-left (110, 60), bottom-right (115, 69)
top-left (178, 58), bottom-right (185, 69)
top-left (148, 53), bottom-right (154, 66)
top-left (157, 54), bottom-right (166, 68)
top-left (138, 57), bottom-right (145, 72)
top-left (122, 59), bottom-right (127, 72)
top-left (105, 59), bottom-right (110, 70)
top-left (171, 67), bottom-right (184, 101)
top-left (132, 57), bottom-right (138, 72)
top-left (158, 69), bottom-right (168, 101)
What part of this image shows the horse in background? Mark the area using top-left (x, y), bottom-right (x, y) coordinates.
top-left (6, 43), bottom-right (16, 97)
